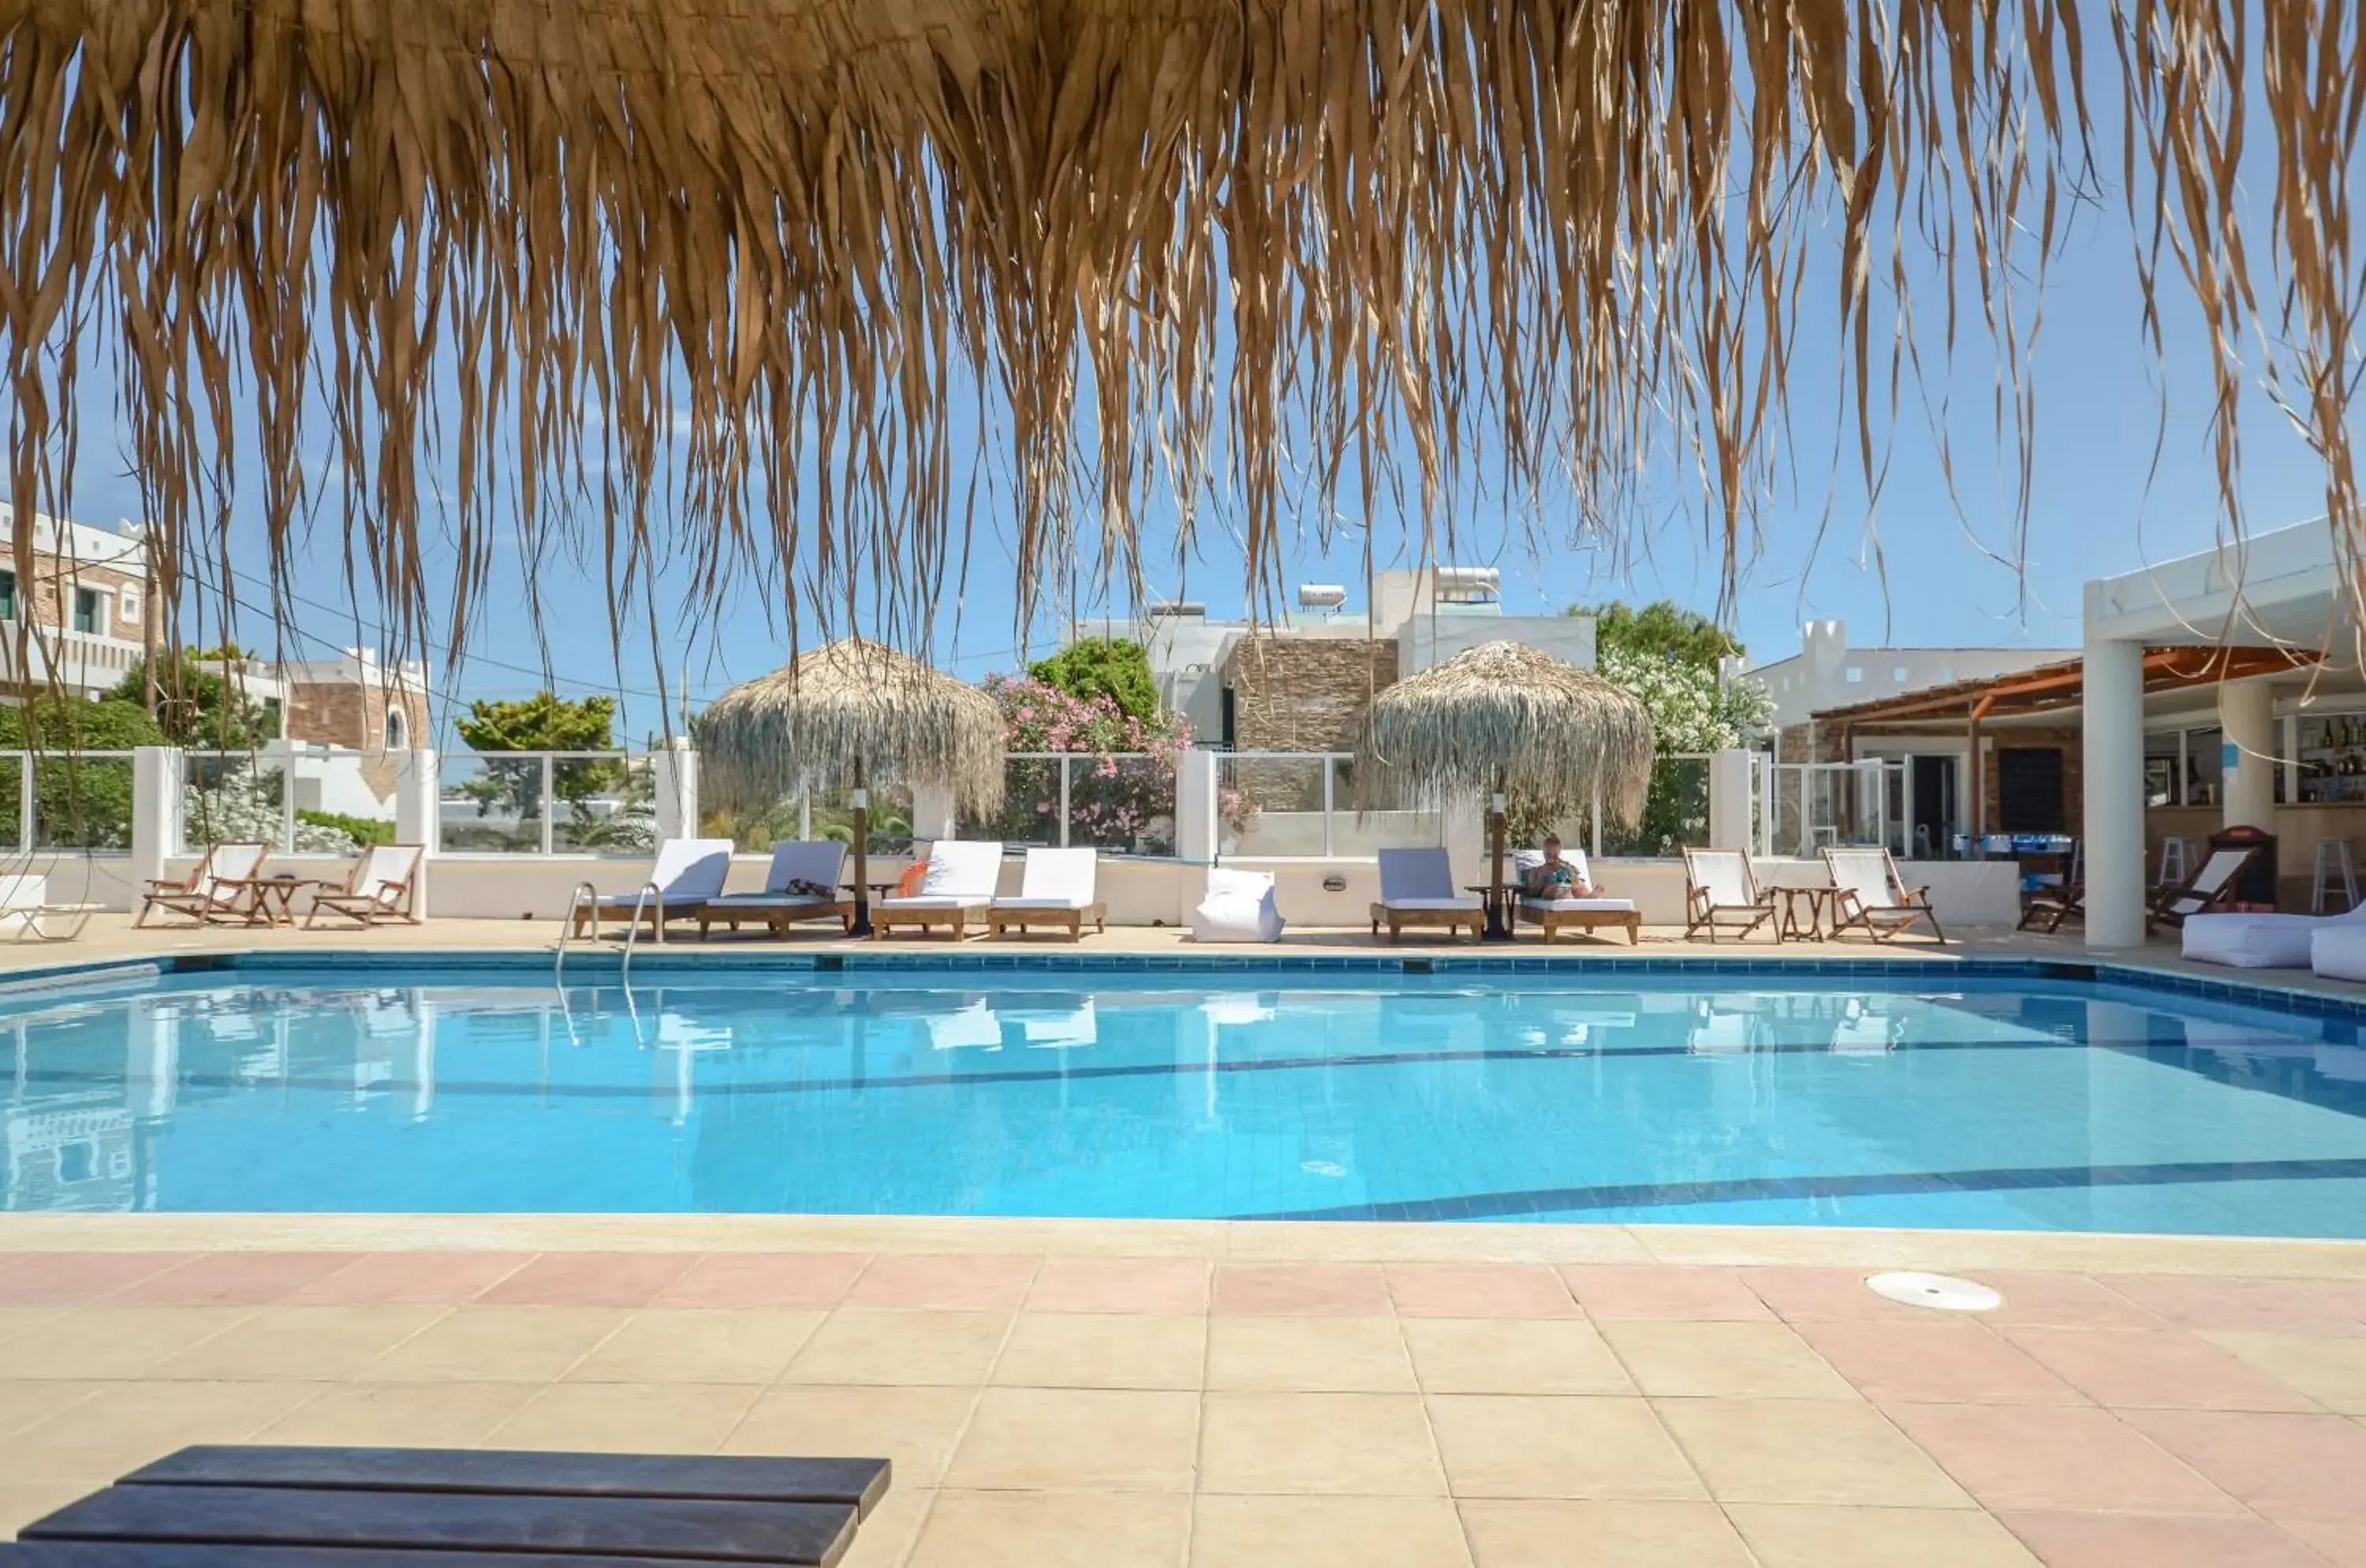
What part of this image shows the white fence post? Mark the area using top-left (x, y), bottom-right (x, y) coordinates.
top-left (1707, 749), bottom-right (1754, 851)
top-left (911, 782), bottom-right (957, 844)
top-left (395, 749), bottom-right (438, 917)
top-left (131, 745), bottom-right (179, 881)
top-left (651, 738), bottom-right (697, 840)
top-left (1177, 748), bottom-right (1217, 864)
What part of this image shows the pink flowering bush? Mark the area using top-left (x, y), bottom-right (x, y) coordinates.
top-left (980, 676), bottom-right (1254, 855)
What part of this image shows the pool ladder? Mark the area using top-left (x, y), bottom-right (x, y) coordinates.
top-left (554, 880), bottom-right (665, 980)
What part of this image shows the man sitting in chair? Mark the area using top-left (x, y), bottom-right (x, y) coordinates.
top-left (1525, 835), bottom-right (1598, 898)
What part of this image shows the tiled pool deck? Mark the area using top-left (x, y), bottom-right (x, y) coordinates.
top-left (6, 919), bottom-right (2366, 1564)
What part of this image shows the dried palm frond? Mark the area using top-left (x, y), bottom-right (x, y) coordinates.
top-left (1357, 640), bottom-right (1656, 827)
top-left (1, 0), bottom-right (2360, 670)
top-left (696, 638), bottom-right (1004, 816)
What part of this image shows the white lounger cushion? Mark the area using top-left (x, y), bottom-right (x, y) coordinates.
top-left (756, 840), bottom-right (846, 894)
top-left (1376, 847), bottom-right (1470, 906)
top-left (707, 893), bottom-right (838, 909)
top-left (879, 895), bottom-right (987, 910)
top-left (592, 838), bottom-right (733, 909)
top-left (994, 896), bottom-right (1094, 910)
top-left (916, 839), bottom-right (1005, 902)
top-left (1386, 896), bottom-right (1483, 912)
top-left (2316, 924), bottom-right (2366, 982)
top-left (1521, 896), bottom-right (1637, 912)
top-left (997, 847), bottom-right (1097, 909)
top-left (1194, 867), bottom-right (1284, 943)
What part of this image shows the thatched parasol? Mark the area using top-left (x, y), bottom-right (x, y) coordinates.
top-left (1357, 641), bottom-right (1656, 930)
top-left (700, 639), bottom-right (1004, 934)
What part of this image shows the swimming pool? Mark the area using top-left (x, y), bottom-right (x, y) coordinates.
top-left (6, 961), bottom-right (2364, 1236)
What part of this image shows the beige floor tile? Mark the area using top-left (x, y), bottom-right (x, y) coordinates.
top-left (0, 1485), bottom-right (90, 1538)
top-left (1427, 1394), bottom-right (1706, 1500)
top-left (2207, 1331), bottom-right (2366, 1413)
top-left (1459, 1499), bottom-right (1753, 1566)
top-left (1603, 1321), bottom-right (1857, 1400)
top-left (1655, 1398), bottom-right (1974, 1508)
top-left (0, 1308), bottom-right (68, 1346)
top-left (148, 1307), bottom-right (449, 1381)
top-left (0, 1380), bottom-right (328, 1484)
top-left (991, 1314), bottom-right (1205, 1391)
top-left (1204, 1316), bottom-right (1413, 1392)
top-left (0, 1379), bottom-right (103, 1440)
top-left (723, 1384), bottom-right (980, 1486)
top-left (254, 1380), bottom-right (539, 1447)
top-left (945, 1387), bottom-right (1199, 1491)
top-left (1190, 1495), bottom-right (1473, 1568)
top-left (786, 1311), bottom-right (1011, 1387)
top-left (838, 1484), bottom-right (935, 1568)
top-left (0, 1306), bottom-right (252, 1379)
top-left (359, 1307), bottom-right (629, 1383)
top-left (565, 1309), bottom-right (823, 1383)
top-left (488, 1381), bottom-right (759, 1454)
top-left (1401, 1318), bottom-right (1635, 1395)
top-left (1200, 1391), bottom-right (1445, 1495)
top-left (907, 1490), bottom-right (1190, 1567)
top-left (1727, 1503), bottom-right (2043, 1566)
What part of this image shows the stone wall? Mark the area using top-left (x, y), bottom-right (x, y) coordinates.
top-left (1222, 636), bottom-right (1398, 751)
top-left (286, 677), bottom-right (431, 753)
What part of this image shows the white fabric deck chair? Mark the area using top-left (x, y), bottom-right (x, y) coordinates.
top-left (698, 840), bottom-right (851, 938)
top-left (570, 837), bottom-right (733, 939)
top-left (1368, 846), bottom-right (1483, 941)
top-left (138, 842), bottom-right (268, 927)
top-left (875, 839), bottom-right (1004, 939)
top-left (2148, 844), bottom-right (2266, 935)
top-left (1823, 846), bottom-right (1946, 944)
top-left (1511, 847), bottom-right (1642, 944)
top-left (305, 843), bottom-right (425, 928)
top-left (987, 847), bottom-right (1107, 940)
top-left (0, 873), bottom-right (100, 942)
top-left (1681, 847), bottom-right (1776, 942)
top-left (1192, 868), bottom-right (1283, 943)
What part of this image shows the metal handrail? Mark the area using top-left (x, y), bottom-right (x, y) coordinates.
top-left (554, 880), bottom-right (599, 980)
top-left (621, 880), bottom-right (662, 978)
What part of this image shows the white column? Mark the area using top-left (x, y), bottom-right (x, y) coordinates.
top-left (2218, 678), bottom-right (2275, 831)
top-left (910, 782), bottom-right (957, 844)
top-left (2082, 603), bottom-right (2147, 946)
top-left (1707, 750), bottom-right (1754, 850)
top-left (652, 737), bottom-right (697, 840)
top-left (1176, 748), bottom-right (1218, 863)
top-left (394, 749), bottom-right (438, 917)
top-left (130, 746), bottom-right (179, 881)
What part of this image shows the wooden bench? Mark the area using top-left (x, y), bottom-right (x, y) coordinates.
top-left (3, 1446), bottom-right (890, 1566)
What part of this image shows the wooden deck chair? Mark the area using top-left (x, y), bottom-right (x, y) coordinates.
top-left (305, 843), bottom-right (425, 928)
top-left (1823, 846), bottom-right (1946, 944)
top-left (697, 840), bottom-right (853, 937)
top-left (1368, 846), bottom-right (1484, 941)
top-left (987, 847), bottom-right (1107, 940)
top-left (137, 842), bottom-right (268, 927)
top-left (571, 838), bottom-right (734, 938)
top-left (875, 840), bottom-right (1004, 939)
top-left (1681, 846), bottom-right (1777, 942)
top-left (2147, 843), bottom-right (2266, 935)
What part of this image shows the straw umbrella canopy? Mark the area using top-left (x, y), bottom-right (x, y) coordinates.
top-left (700, 639), bottom-right (1004, 933)
top-left (1357, 641), bottom-right (1656, 920)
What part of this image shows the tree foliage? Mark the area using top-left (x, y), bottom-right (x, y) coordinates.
top-left (109, 652), bottom-right (279, 748)
top-left (1577, 599), bottom-right (1745, 667)
top-left (456, 692), bottom-right (618, 752)
top-left (1026, 638), bottom-right (1162, 723)
top-left (452, 692), bottom-right (651, 851)
top-left (0, 700), bottom-right (165, 849)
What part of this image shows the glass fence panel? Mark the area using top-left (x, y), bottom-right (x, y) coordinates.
top-left (812, 784), bottom-right (916, 855)
top-left (437, 754), bottom-right (545, 853)
top-left (1067, 753), bottom-right (1177, 857)
top-left (31, 752), bottom-right (137, 851)
top-left (0, 757), bottom-right (20, 849)
top-left (1598, 755), bottom-right (1711, 858)
top-left (1217, 754), bottom-right (1325, 856)
top-left (1327, 756), bottom-right (1442, 855)
top-left (182, 752), bottom-right (290, 853)
top-left (963, 757), bottom-right (1063, 849)
top-left (548, 753), bottom-right (657, 854)
top-left (281, 749), bottom-right (399, 850)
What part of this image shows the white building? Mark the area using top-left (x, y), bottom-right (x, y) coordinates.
top-left (0, 506), bottom-right (156, 700)
top-left (1744, 619), bottom-right (2069, 730)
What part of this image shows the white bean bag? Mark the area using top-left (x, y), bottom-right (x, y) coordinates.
top-left (2312, 924), bottom-right (2366, 983)
top-left (1193, 867), bottom-right (1284, 943)
top-left (2185, 904), bottom-right (2366, 969)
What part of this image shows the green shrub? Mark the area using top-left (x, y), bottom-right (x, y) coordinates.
top-left (297, 808), bottom-right (395, 846)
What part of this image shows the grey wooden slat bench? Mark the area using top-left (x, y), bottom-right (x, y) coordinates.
top-left (1, 1446), bottom-right (891, 1567)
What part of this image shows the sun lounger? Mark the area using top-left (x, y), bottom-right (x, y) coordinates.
top-left (1192, 867), bottom-right (1284, 943)
top-left (2182, 889), bottom-right (2366, 967)
top-left (987, 846), bottom-right (1107, 940)
top-left (1510, 847), bottom-right (1641, 943)
top-left (1823, 846), bottom-right (1946, 943)
top-left (0, 873), bottom-right (100, 942)
top-left (1368, 846), bottom-right (1484, 941)
top-left (136, 842), bottom-right (268, 927)
top-left (875, 839), bottom-right (1004, 939)
top-left (4, 1443), bottom-right (890, 1566)
top-left (304, 843), bottom-right (425, 928)
top-left (569, 837), bottom-right (734, 938)
top-left (2147, 844), bottom-right (2266, 935)
top-left (698, 840), bottom-right (853, 937)
top-left (1681, 846), bottom-right (1778, 941)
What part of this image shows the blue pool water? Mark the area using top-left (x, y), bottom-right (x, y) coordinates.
top-left (7, 964), bottom-right (2366, 1235)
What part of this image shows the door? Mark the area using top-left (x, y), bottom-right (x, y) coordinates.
top-left (1910, 755), bottom-right (1956, 858)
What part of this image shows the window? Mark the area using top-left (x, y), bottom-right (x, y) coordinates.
top-left (1845, 665), bottom-right (1863, 682)
top-left (119, 586), bottom-right (140, 625)
top-left (1218, 686), bottom-right (1237, 751)
top-left (0, 569), bottom-right (14, 619)
top-left (385, 707), bottom-right (409, 750)
top-left (71, 587), bottom-right (99, 634)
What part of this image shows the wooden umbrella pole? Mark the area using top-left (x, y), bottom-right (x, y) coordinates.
top-left (1487, 765), bottom-right (1510, 940)
top-left (850, 752), bottom-right (872, 937)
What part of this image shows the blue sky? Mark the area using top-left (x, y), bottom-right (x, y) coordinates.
top-left (54, 129), bottom-right (2338, 745)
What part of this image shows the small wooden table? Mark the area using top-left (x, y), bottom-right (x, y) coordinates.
top-left (1774, 884), bottom-right (1837, 941)
top-left (219, 875), bottom-right (321, 928)
top-left (7, 1444), bottom-right (891, 1566)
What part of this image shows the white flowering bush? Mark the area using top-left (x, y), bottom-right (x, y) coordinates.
top-left (181, 782), bottom-right (360, 855)
top-left (1588, 647), bottom-right (1774, 854)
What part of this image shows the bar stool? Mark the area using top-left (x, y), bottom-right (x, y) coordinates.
top-left (2155, 836), bottom-right (2192, 889)
top-left (2315, 838), bottom-right (2359, 913)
